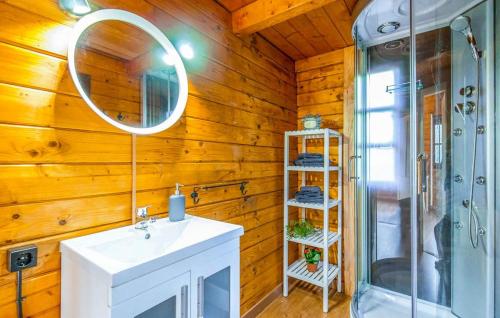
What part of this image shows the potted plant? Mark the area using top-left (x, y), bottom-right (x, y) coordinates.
top-left (286, 220), bottom-right (316, 239)
top-left (304, 246), bottom-right (321, 272)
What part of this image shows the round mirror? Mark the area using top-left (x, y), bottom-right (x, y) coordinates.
top-left (68, 9), bottom-right (188, 135)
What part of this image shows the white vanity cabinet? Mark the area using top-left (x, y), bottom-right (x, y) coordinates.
top-left (60, 216), bottom-right (243, 318)
top-left (192, 247), bottom-right (240, 318)
top-left (111, 272), bottom-right (189, 318)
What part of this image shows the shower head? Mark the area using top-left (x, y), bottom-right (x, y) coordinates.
top-left (450, 16), bottom-right (471, 33)
top-left (450, 15), bottom-right (480, 61)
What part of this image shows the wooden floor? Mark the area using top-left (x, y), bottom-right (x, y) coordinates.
top-left (257, 283), bottom-right (351, 318)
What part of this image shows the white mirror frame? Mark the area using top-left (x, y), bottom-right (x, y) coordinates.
top-left (67, 9), bottom-right (188, 135)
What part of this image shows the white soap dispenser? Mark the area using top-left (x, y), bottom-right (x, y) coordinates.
top-left (169, 183), bottom-right (185, 222)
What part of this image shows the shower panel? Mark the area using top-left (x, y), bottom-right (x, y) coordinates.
top-left (351, 0), bottom-right (496, 317)
top-left (449, 3), bottom-right (494, 317)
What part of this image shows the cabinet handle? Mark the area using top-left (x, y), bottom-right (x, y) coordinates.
top-left (197, 276), bottom-right (204, 317)
top-left (181, 285), bottom-right (188, 318)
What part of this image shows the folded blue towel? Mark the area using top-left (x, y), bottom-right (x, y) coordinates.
top-left (297, 153), bottom-right (323, 159)
top-left (294, 159), bottom-right (325, 166)
top-left (294, 153), bottom-right (332, 167)
top-left (294, 186), bottom-right (326, 203)
top-left (298, 186), bottom-right (322, 193)
top-left (296, 193), bottom-right (323, 198)
top-left (295, 197), bottom-right (324, 204)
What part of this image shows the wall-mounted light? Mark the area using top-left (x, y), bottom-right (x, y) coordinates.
top-left (162, 53), bottom-right (175, 66)
top-left (59, 0), bottom-right (91, 16)
top-left (179, 43), bottom-right (194, 60)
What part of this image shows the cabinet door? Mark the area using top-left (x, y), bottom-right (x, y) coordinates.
top-left (111, 272), bottom-right (189, 318)
top-left (193, 249), bottom-right (239, 318)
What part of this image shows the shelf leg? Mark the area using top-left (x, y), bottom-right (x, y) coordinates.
top-left (300, 136), bottom-right (306, 259)
top-left (322, 129), bottom-right (330, 313)
top-left (323, 285), bottom-right (328, 313)
top-left (338, 135), bottom-right (343, 293)
top-left (283, 132), bottom-right (289, 297)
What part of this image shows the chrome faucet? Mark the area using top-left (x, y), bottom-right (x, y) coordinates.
top-left (135, 206), bottom-right (152, 239)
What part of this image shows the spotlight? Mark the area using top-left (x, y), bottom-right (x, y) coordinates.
top-left (162, 53), bottom-right (175, 66)
top-left (179, 43), bottom-right (194, 60)
top-left (59, 0), bottom-right (91, 16)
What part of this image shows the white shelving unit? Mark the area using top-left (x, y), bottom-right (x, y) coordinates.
top-left (283, 128), bottom-right (342, 313)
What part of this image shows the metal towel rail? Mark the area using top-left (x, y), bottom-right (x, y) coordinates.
top-left (191, 181), bottom-right (248, 204)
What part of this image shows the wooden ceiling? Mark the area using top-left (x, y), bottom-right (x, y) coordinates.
top-left (216, 0), bottom-right (358, 60)
top-left (80, 20), bottom-right (156, 61)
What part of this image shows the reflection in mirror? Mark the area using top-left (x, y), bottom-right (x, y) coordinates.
top-left (74, 18), bottom-right (181, 130)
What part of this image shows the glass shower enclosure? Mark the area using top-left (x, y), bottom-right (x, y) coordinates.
top-left (351, 0), bottom-right (497, 317)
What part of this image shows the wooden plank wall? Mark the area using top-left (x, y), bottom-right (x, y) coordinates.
top-left (0, 0), bottom-right (297, 316)
top-left (295, 47), bottom-right (355, 296)
top-left (77, 48), bottom-right (142, 125)
top-left (342, 46), bottom-right (356, 297)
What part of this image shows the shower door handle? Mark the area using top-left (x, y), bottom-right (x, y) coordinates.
top-left (348, 155), bottom-right (361, 181)
top-left (417, 153), bottom-right (430, 214)
top-left (417, 153), bottom-right (428, 194)
top-left (417, 153), bottom-right (430, 213)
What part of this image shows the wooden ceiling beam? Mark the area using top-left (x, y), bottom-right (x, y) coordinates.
top-left (232, 0), bottom-right (337, 35)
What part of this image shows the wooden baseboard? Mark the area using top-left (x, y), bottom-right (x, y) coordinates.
top-left (241, 283), bottom-right (283, 318)
top-left (242, 281), bottom-right (299, 318)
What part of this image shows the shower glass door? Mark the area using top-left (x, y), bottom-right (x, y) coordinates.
top-left (412, 15), bottom-right (454, 313)
top-left (365, 38), bottom-right (413, 297)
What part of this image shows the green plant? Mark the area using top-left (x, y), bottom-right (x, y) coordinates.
top-left (286, 220), bottom-right (316, 239)
top-left (304, 247), bottom-right (321, 264)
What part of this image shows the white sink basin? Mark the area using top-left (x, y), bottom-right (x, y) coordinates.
top-left (60, 215), bottom-right (243, 286)
top-left (88, 221), bottom-right (188, 264)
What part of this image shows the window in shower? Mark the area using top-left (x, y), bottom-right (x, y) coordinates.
top-left (432, 115), bottom-right (443, 168)
top-left (367, 71), bottom-right (396, 183)
top-left (368, 70), bottom-right (395, 108)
